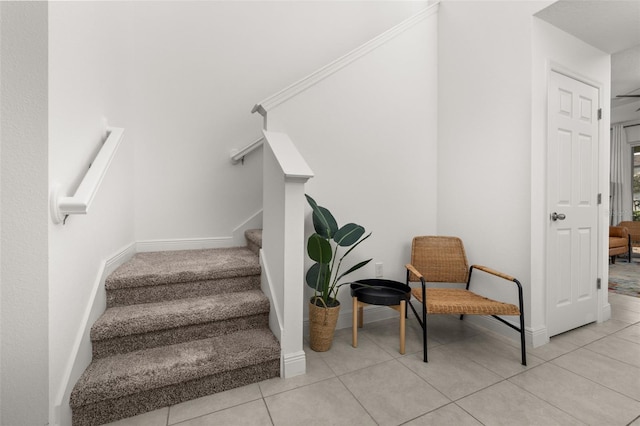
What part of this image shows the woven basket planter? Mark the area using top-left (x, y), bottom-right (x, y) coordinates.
top-left (308, 298), bottom-right (340, 352)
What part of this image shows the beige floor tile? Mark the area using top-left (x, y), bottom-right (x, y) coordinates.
top-left (264, 377), bottom-right (376, 426)
top-left (550, 324), bottom-right (609, 347)
top-left (583, 317), bottom-right (631, 335)
top-left (552, 348), bottom-right (640, 400)
top-left (175, 399), bottom-right (272, 426)
top-left (259, 355), bottom-right (336, 397)
top-left (614, 323), bottom-right (640, 343)
top-left (457, 380), bottom-right (584, 426)
top-left (403, 403), bottom-right (482, 426)
top-left (527, 337), bottom-right (578, 361)
top-left (446, 334), bottom-right (542, 378)
top-left (316, 330), bottom-right (394, 376)
top-left (509, 363), bottom-right (640, 425)
top-left (609, 294), bottom-right (640, 313)
top-left (339, 359), bottom-right (450, 426)
top-left (422, 315), bottom-right (481, 344)
top-left (611, 305), bottom-right (640, 324)
top-left (360, 316), bottom-right (435, 357)
top-left (167, 383), bottom-right (262, 424)
top-left (104, 408), bottom-right (169, 426)
top-left (584, 335), bottom-right (640, 368)
top-left (399, 345), bottom-right (502, 400)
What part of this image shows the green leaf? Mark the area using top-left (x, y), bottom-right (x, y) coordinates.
top-left (307, 233), bottom-right (332, 264)
top-left (306, 262), bottom-right (330, 291)
top-left (334, 258), bottom-right (372, 283)
top-left (341, 232), bottom-right (372, 259)
top-left (334, 223), bottom-right (365, 247)
top-left (306, 194), bottom-right (338, 238)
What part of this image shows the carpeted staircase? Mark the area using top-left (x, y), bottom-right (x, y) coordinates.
top-left (70, 230), bottom-right (280, 426)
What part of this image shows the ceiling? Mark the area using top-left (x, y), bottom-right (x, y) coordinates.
top-left (535, 0), bottom-right (640, 121)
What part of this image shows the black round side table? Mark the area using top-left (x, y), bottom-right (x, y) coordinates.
top-left (350, 279), bottom-right (412, 354)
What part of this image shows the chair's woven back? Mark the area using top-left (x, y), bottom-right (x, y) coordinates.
top-left (409, 236), bottom-right (469, 283)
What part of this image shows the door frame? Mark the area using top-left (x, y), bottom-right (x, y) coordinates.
top-left (532, 61), bottom-right (610, 347)
top-left (545, 67), bottom-right (601, 336)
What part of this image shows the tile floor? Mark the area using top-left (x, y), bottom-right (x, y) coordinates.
top-left (106, 293), bottom-right (640, 426)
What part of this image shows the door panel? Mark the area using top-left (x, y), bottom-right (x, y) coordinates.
top-left (547, 70), bottom-right (599, 337)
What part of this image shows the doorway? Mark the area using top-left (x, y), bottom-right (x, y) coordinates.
top-left (546, 70), bottom-right (600, 337)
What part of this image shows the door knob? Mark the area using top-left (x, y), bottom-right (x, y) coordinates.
top-left (550, 212), bottom-right (566, 221)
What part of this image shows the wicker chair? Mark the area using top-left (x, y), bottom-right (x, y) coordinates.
top-left (405, 236), bottom-right (526, 365)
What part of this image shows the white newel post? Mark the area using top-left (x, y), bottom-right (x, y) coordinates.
top-left (262, 130), bottom-right (313, 378)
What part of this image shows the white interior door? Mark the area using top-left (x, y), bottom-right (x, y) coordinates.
top-left (546, 70), bottom-right (599, 337)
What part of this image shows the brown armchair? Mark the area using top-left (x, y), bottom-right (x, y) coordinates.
top-left (617, 221), bottom-right (640, 258)
top-left (609, 226), bottom-right (630, 263)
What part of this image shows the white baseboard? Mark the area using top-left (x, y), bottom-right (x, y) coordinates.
top-left (303, 304), bottom-right (400, 337)
top-left (136, 211), bottom-right (263, 252)
top-left (54, 242), bottom-right (136, 426)
top-left (529, 324), bottom-right (550, 348)
top-left (56, 217), bottom-right (265, 425)
top-left (260, 250), bottom-right (283, 341)
top-left (301, 304), bottom-right (545, 354)
top-left (600, 302), bottom-right (612, 323)
top-left (282, 350), bottom-right (306, 379)
top-left (232, 210), bottom-right (263, 246)
top-left (462, 315), bottom-right (544, 348)
top-left (136, 236), bottom-right (235, 252)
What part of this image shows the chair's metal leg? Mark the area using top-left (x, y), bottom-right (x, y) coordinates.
top-left (461, 267), bottom-right (474, 321)
top-left (515, 278), bottom-right (527, 366)
top-left (400, 300), bottom-right (406, 355)
top-left (352, 297), bottom-right (359, 348)
top-left (519, 311), bottom-right (526, 366)
top-left (422, 284), bottom-right (428, 362)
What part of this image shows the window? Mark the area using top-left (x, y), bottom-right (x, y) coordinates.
top-left (633, 145), bottom-right (640, 220)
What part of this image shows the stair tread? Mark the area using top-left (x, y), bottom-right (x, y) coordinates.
top-left (71, 328), bottom-right (279, 407)
top-left (106, 247), bottom-right (260, 289)
top-left (92, 290), bottom-right (270, 340)
top-left (244, 229), bottom-right (262, 248)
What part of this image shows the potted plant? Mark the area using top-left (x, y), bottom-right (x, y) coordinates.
top-left (305, 194), bottom-right (372, 351)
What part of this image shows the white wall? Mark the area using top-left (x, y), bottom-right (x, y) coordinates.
top-left (45, 2), bottom-right (431, 423)
top-left (613, 103), bottom-right (640, 124)
top-left (438, 0), bottom-right (610, 345)
top-left (266, 9), bottom-right (439, 321)
top-left (48, 3), bottom-right (136, 425)
top-left (129, 1), bottom-right (428, 245)
top-left (627, 124), bottom-right (640, 143)
top-left (438, 1), bottom-right (548, 331)
top-left (0, 2), bottom-right (49, 424)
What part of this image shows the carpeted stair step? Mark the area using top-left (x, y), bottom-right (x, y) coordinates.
top-left (106, 247), bottom-right (260, 307)
top-left (244, 229), bottom-right (262, 255)
top-left (70, 328), bottom-right (280, 426)
top-left (91, 290), bottom-right (270, 358)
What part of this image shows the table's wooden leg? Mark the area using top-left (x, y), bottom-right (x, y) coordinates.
top-left (352, 296), bottom-right (358, 348)
top-left (400, 300), bottom-right (406, 355)
top-left (358, 302), bottom-right (363, 328)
